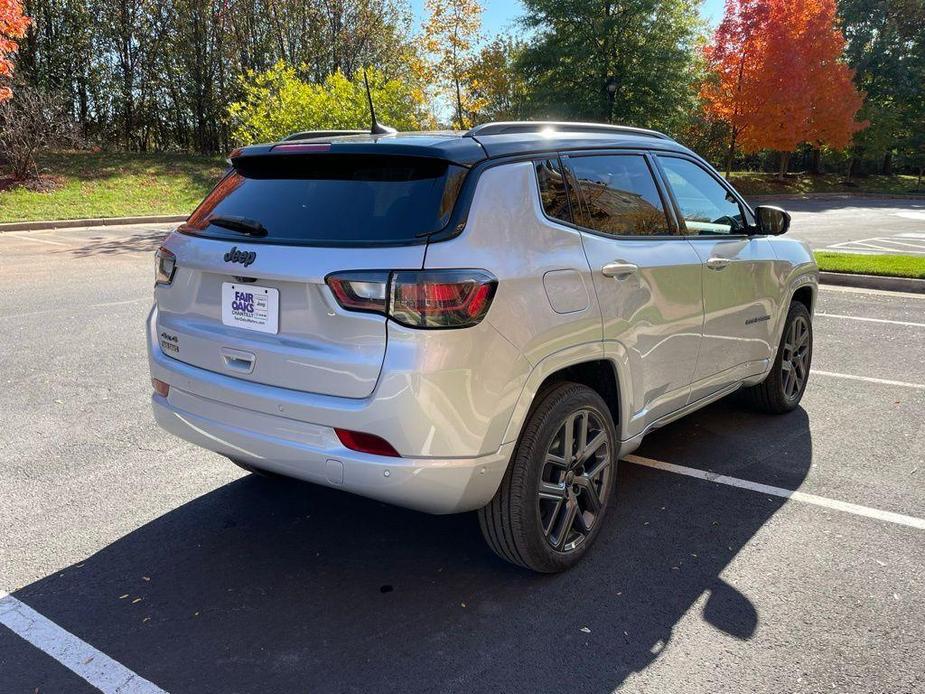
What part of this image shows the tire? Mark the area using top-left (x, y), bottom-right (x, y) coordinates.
top-left (741, 301), bottom-right (813, 414)
top-left (478, 382), bottom-right (618, 573)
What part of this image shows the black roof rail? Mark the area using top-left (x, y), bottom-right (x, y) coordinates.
top-left (282, 129), bottom-right (368, 141)
top-left (464, 121), bottom-right (671, 140)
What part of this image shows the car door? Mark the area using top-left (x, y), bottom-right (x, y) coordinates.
top-left (562, 152), bottom-right (704, 434)
top-left (655, 154), bottom-right (781, 400)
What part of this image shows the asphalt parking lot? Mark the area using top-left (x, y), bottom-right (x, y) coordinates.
top-left (1, 216), bottom-right (924, 693)
top-left (757, 196), bottom-right (925, 251)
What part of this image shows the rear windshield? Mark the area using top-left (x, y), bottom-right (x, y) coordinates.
top-left (182, 155), bottom-right (466, 246)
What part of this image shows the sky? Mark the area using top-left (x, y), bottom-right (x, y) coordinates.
top-left (409, 0), bottom-right (727, 37)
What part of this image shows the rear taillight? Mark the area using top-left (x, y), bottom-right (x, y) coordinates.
top-left (390, 270), bottom-right (497, 328)
top-left (325, 271), bottom-right (389, 314)
top-left (325, 269), bottom-right (497, 329)
top-left (151, 378), bottom-right (170, 397)
top-left (155, 246), bottom-right (176, 286)
top-left (334, 428), bottom-right (400, 457)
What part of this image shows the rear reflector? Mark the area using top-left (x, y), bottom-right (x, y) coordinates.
top-left (334, 428), bottom-right (400, 457)
top-left (151, 378), bottom-right (170, 397)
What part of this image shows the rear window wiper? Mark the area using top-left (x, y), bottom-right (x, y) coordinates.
top-left (207, 214), bottom-right (268, 237)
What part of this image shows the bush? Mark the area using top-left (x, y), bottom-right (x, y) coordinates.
top-left (227, 63), bottom-right (432, 145)
top-left (0, 85), bottom-right (80, 180)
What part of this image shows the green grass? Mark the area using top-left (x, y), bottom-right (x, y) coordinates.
top-left (814, 251), bottom-right (925, 280)
top-left (728, 172), bottom-right (924, 197)
top-left (0, 151), bottom-right (226, 223)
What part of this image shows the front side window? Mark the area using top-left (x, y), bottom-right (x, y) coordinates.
top-left (658, 156), bottom-right (746, 235)
top-left (535, 158), bottom-right (572, 223)
top-left (566, 155), bottom-right (671, 237)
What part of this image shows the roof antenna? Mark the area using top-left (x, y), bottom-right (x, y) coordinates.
top-left (363, 68), bottom-right (397, 136)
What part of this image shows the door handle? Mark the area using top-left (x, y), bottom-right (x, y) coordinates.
top-left (601, 261), bottom-right (639, 279)
top-left (706, 257), bottom-right (733, 270)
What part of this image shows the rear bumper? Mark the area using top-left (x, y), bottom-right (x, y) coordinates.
top-left (152, 388), bottom-right (512, 514)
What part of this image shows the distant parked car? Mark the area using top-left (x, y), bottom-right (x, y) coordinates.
top-left (148, 121), bottom-right (817, 572)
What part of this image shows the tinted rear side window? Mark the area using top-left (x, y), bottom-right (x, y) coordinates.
top-left (183, 155), bottom-right (466, 246)
top-left (535, 158), bottom-right (572, 223)
top-left (567, 154), bottom-right (671, 237)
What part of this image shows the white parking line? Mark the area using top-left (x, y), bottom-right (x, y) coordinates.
top-left (813, 370), bottom-right (925, 390)
top-left (816, 313), bottom-right (925, 328)
top-left (875, 239), bottom-right (925, 250)
top-left (825, 235), bottom-right (925, 255)
top-left (842, 240), bottom-right (921, 253)
top-left (624, 455), bottom-right (925, 530)
top-left (0, 591), bottom-right (167, 693)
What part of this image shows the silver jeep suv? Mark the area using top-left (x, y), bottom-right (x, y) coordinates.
top-left (148, 121), bottom-right (816, 572)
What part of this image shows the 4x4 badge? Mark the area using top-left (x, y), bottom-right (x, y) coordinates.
top-left (224, 246), bottom-right (256, 267)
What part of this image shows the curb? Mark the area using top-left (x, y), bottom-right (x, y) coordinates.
top-left (0, 215), bottom-right (188, 232)
top-left (819, 271), bottom-right (925, 294)
top-left (747, 192), bottom-right (925, 202)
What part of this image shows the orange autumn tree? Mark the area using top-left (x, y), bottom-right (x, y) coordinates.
top-left (702, 0), bottom-right (865, 177)
top-left (0, 0), bottom-right (29, 101)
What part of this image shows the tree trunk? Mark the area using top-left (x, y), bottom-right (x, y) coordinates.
top-left (847, 156), bottom-right (858, 179)
top-left (455, 74), bottom-right (464, 130)
top-left (917, 166), bottom-right (923, 190)
top-left (882, 151), bottom-right (893, 176)
top-left (809, 147), bottom-right (822, 175)
top-left (778, 152), bottom-right (790, 180)
top-left (725, 128), bottom-right (738, 178)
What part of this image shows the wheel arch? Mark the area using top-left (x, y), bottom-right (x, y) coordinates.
top-left (769, 274), bottom-right (817, 361)
top-left (500, 345), bottom-right (629, 449)
top-left (791, 284), bottom-right (815, 315)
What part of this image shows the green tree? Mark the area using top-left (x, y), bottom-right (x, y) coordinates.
top-left (517, 0), bottom-right (703, 134)
top-left (17, 0), bottom-right (424, 152)
top-left (422, 0), bottom-right (482, 129)
top-left (839, 0), bottom-right (925, 174)
top-left (465, 35), bottom-right (527, 123)
top-left (227, 62), bottom-right (431, 145)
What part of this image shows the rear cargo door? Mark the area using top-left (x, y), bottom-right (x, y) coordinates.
top-left (154, 153), bottom-right (462, 399)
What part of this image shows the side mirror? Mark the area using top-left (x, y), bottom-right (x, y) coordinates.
top-left (753, 205), bottom-right (791, 235)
